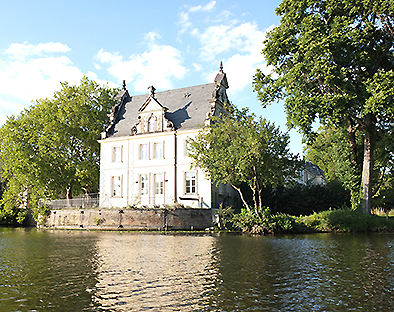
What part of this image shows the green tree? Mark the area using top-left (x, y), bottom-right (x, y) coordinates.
top-left (305, 125), bottom-right (394, 209)
top-left (0, 77), bottom-right (118, 223)
top-left (188, 104), bottom-right (298, 218)
top-left (254, 0), bottom-right (394, 213)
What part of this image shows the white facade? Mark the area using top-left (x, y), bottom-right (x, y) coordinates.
top-left (98, 66), bottom-right (239, 209)
top-left (99, 129), bottom-right (223, 208)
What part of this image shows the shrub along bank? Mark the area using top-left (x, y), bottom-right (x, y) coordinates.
top-left (221, 207), bottom-right (394, 234)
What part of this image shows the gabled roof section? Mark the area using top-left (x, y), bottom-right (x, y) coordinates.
top-left (102, 63), bottom-right (230, 139)
top-left (138, 86), bottom-right (167, 113)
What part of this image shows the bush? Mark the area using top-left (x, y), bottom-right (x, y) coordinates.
top-left (263, 180), bottom-right (350, 216)
top-left (230, 206), bottom-right (394, 234)
top-left (231, 207), bottom-right (298, 234)
top-left (299, 208), bottom-right (394, 232)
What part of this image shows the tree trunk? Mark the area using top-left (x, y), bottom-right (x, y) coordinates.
top-left (232, 184), bottom-right (251, 213)
top-left (361, 114), bottom-right (374, 214)
top-left (347, 117), bottom-right (358, 165)
top-left (251, 181), bottom-right (261, 219)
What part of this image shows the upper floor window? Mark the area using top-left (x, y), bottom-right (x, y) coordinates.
top-left (140, 144), bottom-right (149, 160)
top-left (112, 146), bottom-right (122, 162)
top-left (148, 117), bottom-right (156, 132)
top-left (154, 142), bottom-right (163, 159)
top-left (185, 171), bottom-right (196, 194)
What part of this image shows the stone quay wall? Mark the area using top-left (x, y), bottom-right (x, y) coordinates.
top-left (43, 208), bottom-right (213, 231)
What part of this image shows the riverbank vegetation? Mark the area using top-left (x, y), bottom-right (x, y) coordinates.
top-left (220, 206), bottom-right (394, 235)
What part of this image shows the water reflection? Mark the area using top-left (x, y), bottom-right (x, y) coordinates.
top-left (92, 233), bottom-right (217, 311)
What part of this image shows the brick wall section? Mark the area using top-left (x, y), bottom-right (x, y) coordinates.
top-left (44, 208), bottom-right (213, 230)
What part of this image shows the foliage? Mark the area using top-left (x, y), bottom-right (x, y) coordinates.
top-left (304, 126), bottom-right (362, 197)
top-left (189, 104), bottom-right (299, 218)
top-left (230, 207), bottom-right (394, 234)
top-left (231, 206), bottom-right (298, 234)
top-left (266, 180), bottom-right (350, 216)
top-left (0, 77), bottom-right (118, 224)
top-left (299, 208), bottom-right (394, 232)
top-left (93, 217), bottom-right (106, 226)
top-left (372, 175), bottom-right (394, 215)
top-left (305, 125), bottom-right (394, 210)
top-left (254, 0), bottom-right (394, 213)
top-left (217, 203), bottom-right (233, 229)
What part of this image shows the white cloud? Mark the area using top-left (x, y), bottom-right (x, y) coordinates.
top-left (0, 56), bottom-right (84, 103)
top-left (0, 98), bottom-right (27, 125)
top-left (6, 42), bottom-right (71, 60)
top-left (177, 11), bottom-right (192, 35)
top-left (0, 42), bottom-right (108, 124)
top-left (178, 1), bottom-right (217, 36)
top-left (193, 21), bottom-right (268, 61)
top-left (190, 1), bottom-right (216, 12)
top-left (95, 49), bottom-right (123, 65)
top-left (193, 63), bottom-right (203, 71)
top-left (96, 33), bottom-right (187, 92)
top-left (196, 22), bottom-right (276, 95)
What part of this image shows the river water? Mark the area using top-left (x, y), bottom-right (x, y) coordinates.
top-left (1, 228), bottom-right (394, 311)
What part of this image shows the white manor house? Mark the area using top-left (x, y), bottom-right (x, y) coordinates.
top-left (99, 64), bottom-right (239, 209)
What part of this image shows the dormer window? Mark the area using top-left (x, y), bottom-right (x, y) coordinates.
top-left (148, 117), bottom-right (156, 132)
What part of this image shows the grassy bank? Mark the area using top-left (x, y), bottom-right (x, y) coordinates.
top-left (223, 207), bottom-right (394, 234)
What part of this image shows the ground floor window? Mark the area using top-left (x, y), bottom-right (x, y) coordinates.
top-left (141, 174), bottom-right (149, 195)
top-left (112, 176), bottom-right (122, 197)
top-left (155, 173), bottom-right (164, 195)
top-left (185, 171), bottom-right (196, 194)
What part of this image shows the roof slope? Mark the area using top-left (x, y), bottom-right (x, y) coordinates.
top-left (107, 83), bottom-right (216, 138)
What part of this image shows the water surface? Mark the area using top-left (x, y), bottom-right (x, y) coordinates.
top-left (1, 228), bottom-right (394, 311)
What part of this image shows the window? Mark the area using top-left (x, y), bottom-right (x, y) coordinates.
top-left (140, 144), bottom-right (148, 159)
top-left (141, 174), bottom-right (149, 196)
top-left (155, 173), bottom-right (164, 195)
top-left (148, 117), bottom-right (156, 132)
top-left (112, 176), bottom-right (122, 197)
top-left (185, 171), bottom-right (196, 194)
top-left (112, 146), bottom-right (122, 162)
top-left (154, 142), bottom-right (163, 159)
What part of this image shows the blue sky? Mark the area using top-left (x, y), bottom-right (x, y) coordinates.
top-left (0, 0), bottom-right (304, 154)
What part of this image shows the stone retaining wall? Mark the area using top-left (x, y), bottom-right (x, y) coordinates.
top-left (43, 208), bottom-right (213, 231)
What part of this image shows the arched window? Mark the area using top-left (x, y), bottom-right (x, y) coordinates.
top-left (148, 117), bottom-right (156, 132)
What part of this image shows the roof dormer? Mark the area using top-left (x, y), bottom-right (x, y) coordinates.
top-left (131, 85), bottom-right (174, 135)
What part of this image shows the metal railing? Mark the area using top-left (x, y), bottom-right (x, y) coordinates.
top-left (47, 194), bottom-right (207, 210)
top-left (46, 194), bottom-right (99, 209)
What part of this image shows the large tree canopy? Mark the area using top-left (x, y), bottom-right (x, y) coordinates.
top-left (188, 104), bottom-right (298, 218)
top-left (0, 77), bottom-right (118, 223)
top-left (254, 0), bottom-right (394, 213)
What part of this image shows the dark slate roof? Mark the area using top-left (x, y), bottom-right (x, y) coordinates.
top-left (107, 83), bottom-right (215, 138)
top-left (304, 161), bottom-right (324, 177)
